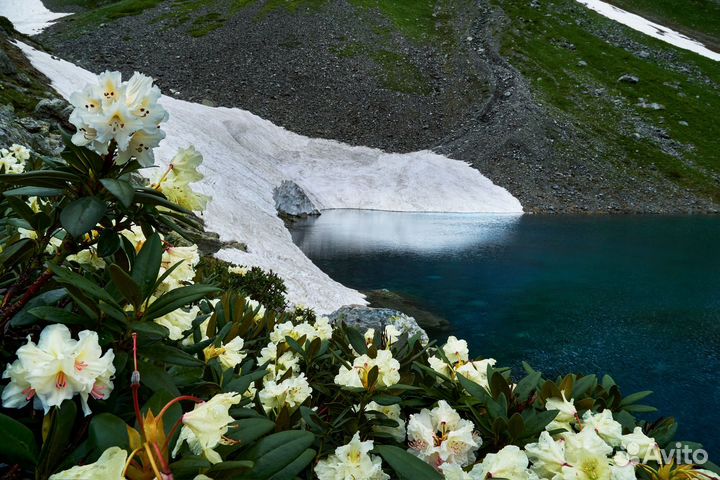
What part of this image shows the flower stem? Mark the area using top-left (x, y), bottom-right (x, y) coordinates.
top-left (155, 395), bottom-right (203, 424)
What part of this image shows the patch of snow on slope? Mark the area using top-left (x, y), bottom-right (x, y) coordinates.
top-left (0, 0), bottom-right (68, 35)
top-left (15, 42), bottom-right (522, 312)
top-left (576, 0), bottom-right (720, 61)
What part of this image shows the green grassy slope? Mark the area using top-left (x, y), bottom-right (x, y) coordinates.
top-left (498, 0), bottom-right (720, 202)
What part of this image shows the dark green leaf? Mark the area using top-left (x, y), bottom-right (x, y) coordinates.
top-left (60, 196), bottom-right (106, 238)
top-left (0, 413), bottom-right (39, 466)
top-left (100, 178), bottom-right (135, 208)
top-left (131, 232), bottom-right (162, 298)
top-left (373, 445), bottom-right (442, 480)
top-left (4, 186), bottom-right (65, 197)
top-left (109, 264), bottom-right (142, 307)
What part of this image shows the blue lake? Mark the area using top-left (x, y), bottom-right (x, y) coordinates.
top-left (290, 211), bottom-right (720, 460)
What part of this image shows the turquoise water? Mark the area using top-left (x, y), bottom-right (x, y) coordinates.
top-left (290, 211), bottom-right (720, 459)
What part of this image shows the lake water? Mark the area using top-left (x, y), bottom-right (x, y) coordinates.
top-left (290, 211), bottom-right (720, 460)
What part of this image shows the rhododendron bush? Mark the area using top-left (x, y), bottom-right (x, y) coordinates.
top-left (0, 72), bottom-right (717, 480)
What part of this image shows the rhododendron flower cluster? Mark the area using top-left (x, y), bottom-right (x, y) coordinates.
top-left (0, 143), bottom-right (29, 174)
top-left (334, 350), bottom-right (401, 389)
top-left (259, 373), bottom-right (312, 414)
top-left (69, 71), bottom-right (167, 162)
top-left (315, 432), bottom-right (389, 480)
top-left (406, 400), bottom-right (481, 469)
top-left (2, 324), bottom-right (115, 415)
top-left (428, 336), bottom-right (496, 389)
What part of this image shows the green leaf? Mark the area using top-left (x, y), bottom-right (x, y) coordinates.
top-left (373, 445), bottom-right (442, 480)
top-left (241, 430), bottom-right (315, 479)
top-left (48, 263), bottom-right (121, 308)
top-left (4, 186), bottom-right (65, 197)
top-left (144, 284), bottom-right (220, 320)
top-left (85, 413), bottom-right (130, 462)
top-left (60, 196), bottom-right (106, 238)
top-left (37, 400), bottom-right (77, 478)
top-left (267, 448), bottom-right (315, 480)
top-left (131, 232), bottom-right (162, 298)
top-left (28, 306), bottom-right (91, 326)
top-left (457, 373), bottom-right (489, 401)
top-left (97, 230), bottom-right (121, 257)
top-left (130, 321), bottom-right (170, 339)
top-left (207, 461), bottom-right (255, 479)
top-left (620, 390), bottom-right (653, 406)
top-left (109, 264), bottom-right (143, 307)
top-left (0, 413), bottom-right (39, 466)
top-left (0, 237), bottom-right (36, 268)
top-left (226, 418), bottom-right (276, 445)
top-left (10, 289), bottom-right (67, 327)
top-left (100, 178), bottom-right (135, 208)
top-left (141, 344), bottom-right (204, 367)
top-left (345, 326), bottom-right (368, 355)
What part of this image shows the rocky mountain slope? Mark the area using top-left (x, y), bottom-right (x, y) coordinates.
top-left (29, 0), bottom-right (720, 213)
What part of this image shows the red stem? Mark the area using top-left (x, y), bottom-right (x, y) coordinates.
top-left (156, 395), bottom-right (203, 424)
top-left (151, 441), bottom-right (173, 478)
top-left (162, 417), bottom-right (184, 453)
top-left (1, 270), bottom-right (54, 327)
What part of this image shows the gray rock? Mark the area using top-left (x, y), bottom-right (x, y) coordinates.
top-left (637, 98), bottom-right (665, 110)
top-left (34, 98), bottom-right (71, 119)
top-left (617, 74), bottom-right (639, 84)
top-left (577, 60), bottom-right (588, 67)
top-left (328, 305), bottom-right (429, 344)
top-left (0, 48), bottom-right (15, 75)
top-left (273, 180), bottom-right (320, 217)
top-left (678, 120), bottom-right (689, 126)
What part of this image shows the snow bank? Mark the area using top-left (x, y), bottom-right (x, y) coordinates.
top-left (14, 41), bottom-right (522, 312)
top-left (576, 0), bottom-right (720, 61)
top-left (0, 0), bottom-right (68, 35)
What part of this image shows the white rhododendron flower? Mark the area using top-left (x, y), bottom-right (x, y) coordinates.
top-left (8, 143), bottom-right (30, 161)
top-left (159, 244), bottom-right (200, 292)
top-left (48, 446), bottom-right (127, 480)
top-left (545, 391), bottom-right (578, 432)
top-left (470, 445), bottom-right (534, 480)
top-left (154, 305), bottom-right (200, 341)
top-left (552, 428), bottom-right (614, 480)
top-left (258, 341), bottom-right (302, 381)
top-left (269, 318), bottom-right (332, 345)
top-left (362, 401), bottom-right (406, 442)
top-left (427, 337), bottom-right (496, 390)
top-left (173, 392), bottom-right (242, 464)
top-left (0, 144), bottom-right (29, 173)
top-left (407, 400), bottom-right (480, 469)
top-left (582, 409), bottom-right (623, 447)
top-left (455, 358), bottom-right (496, 388)
top-left (204, 336), bottom-right (246, 370)
top-left (621, 427), bottom-right (660, 461)
top-left (334, 350), bottom-right (400, 389)
top-left (443, 336), bottom-right (469, 364)
top-left (363, 324), bottom-right (402, 349)
top-left (439, 463), bottom-right (472, 480)
top-left (228, 265), bottom-right (248, 276)
top-left (259, 373), bottom-right (312, 413)
top-left (69, 70), bottom-right (167, 161)
top-left (525, 431), bottom-right (567, 478)
top-left (315, 432), bottom-right (389, 480)
top-left (152, 147), bottom-right (210, 212)
top-left (66, 247), bottom-right (106, 270)
top-left (164, 145), bottom-right (205, 185)
top-left (1, 324), bottom-right (115, 415)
